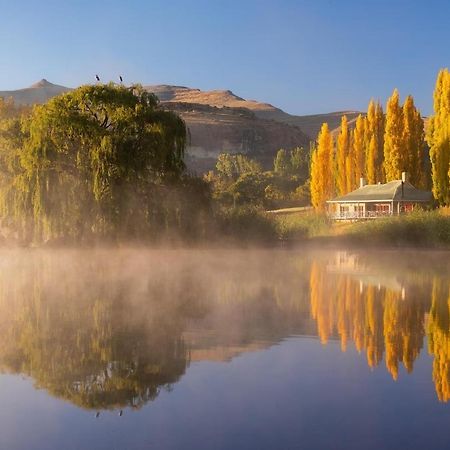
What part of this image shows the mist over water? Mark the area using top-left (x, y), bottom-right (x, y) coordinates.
top-left (0, 247), bottom-right (449, 450)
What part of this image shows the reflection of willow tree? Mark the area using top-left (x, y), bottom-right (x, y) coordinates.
top-left (0, 254), bottom-right (193, 410)
top-left (0, 250), bottom-right (312, 410)
top-left (427, 278), bottom-right (450, 402)
top-left (310, 262), bottom-right (428, 380)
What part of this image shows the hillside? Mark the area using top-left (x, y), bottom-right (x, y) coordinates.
top-left (163, 102), bottom-right (309, 172)
top-left (0, 79), bottom-right (71, 105)
top-left (0, 80), bottom-right (360, 172)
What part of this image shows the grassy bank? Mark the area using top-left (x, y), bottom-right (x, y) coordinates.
top-left (216, 207), bottom-right (332, 243)
top-left (341, 211), bottom-right (450, 247)
top-left (269, 209), bottom-right (450, 248)
top-left (273, 212), bottom-right (331, 240)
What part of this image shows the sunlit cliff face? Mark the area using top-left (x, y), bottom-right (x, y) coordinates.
top-left (0, 248), bottom-right (448, 409)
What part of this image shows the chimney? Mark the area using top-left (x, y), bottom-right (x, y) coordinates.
top-left (401, 172), bottom-right (407, 183)
top-left (359, 177), bottom-right (366, 188)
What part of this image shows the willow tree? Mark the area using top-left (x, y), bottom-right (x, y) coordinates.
top-left (0, 84), bottom-right (187, 243)
top-left (310, 123), bottom-right (334, 211)
top-left (427, 68), bottom-right (450, 205)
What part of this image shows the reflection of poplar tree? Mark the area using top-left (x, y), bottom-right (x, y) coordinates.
top-left (427, 278), bottom-right (450, 402)
top-left (308, 262), bottom-right (426, 382)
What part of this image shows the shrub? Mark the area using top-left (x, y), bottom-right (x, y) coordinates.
top-left (215, 206), bottom-right (277, 243)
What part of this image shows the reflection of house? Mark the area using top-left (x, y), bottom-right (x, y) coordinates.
top-left (327, 251), bottom-right (404, 294)
top-left (327, 172), bottom-right (432, 220)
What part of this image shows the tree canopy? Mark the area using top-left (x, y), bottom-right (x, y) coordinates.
top-left (0, 84), bottom-right (193, 243)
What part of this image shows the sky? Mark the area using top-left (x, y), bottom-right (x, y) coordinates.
top-left (0, 0), bottom-right (449, 116)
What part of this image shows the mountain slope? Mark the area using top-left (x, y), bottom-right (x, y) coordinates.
top-left (164, 101), bottom-right (310, 172)
top-left (0, 79), bottom-right (71, 105)
top-left (145, 84), bottom-right (362, 138)
top-left (0, 80), bottom-right (361, 172)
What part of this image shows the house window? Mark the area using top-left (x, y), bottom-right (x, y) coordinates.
top-left (339, 205), bottom-right (350, 217)
top-left (375, 204), bottom-right (390, 215)
top-left (400, 203), bottom-right (414, 213)
top-left (357, 205), bottom-right (364, 217)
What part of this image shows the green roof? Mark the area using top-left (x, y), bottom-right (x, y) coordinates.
top-left (327, 180), bottom-right (432, 203)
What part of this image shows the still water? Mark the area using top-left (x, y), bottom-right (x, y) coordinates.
top-left (0, 248), bottom-right (449, 450)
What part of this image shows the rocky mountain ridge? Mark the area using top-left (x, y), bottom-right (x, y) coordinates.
top-left (0, 80), bottom-right (361, 172)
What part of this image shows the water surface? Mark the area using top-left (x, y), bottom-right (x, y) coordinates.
top-left (0, 248), bottom-right (449, 450)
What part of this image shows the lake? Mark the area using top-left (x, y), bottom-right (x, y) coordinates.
top-left (0, 248), bottom-right (449, 450)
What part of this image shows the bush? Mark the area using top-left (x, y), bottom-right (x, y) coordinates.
top-left (215, 206), bottom-right (277, 243)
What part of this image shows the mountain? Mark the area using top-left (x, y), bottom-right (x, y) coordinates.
top-left (146, 84), bottom-right (361, 138)
top-left (0, 79), bottom-right (71, 105)
top-left (0, 80), bottom-right (361, 172)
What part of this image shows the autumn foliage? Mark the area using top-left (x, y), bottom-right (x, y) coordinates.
top-left (308, 70), bottom-right (450, 210)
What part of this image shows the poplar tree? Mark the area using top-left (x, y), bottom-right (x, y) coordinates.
top-left (352, 114), bottom-right (366, 187)
top-left (402, 95), bottom-right (425, 187)
top-left (310, 123), bottom-right (335, 211)
top-left (365, 100), bottom-right (385, 184)
top-left (384, 89), bottom-right (404, 181)
top-left (345, 151), bottom-right (354, 193)
top-left (336, 115), bottom-right (350, 195)
top-left (426, 68), bottom-right (450, 205)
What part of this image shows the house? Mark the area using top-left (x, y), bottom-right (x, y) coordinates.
top-left (327, 172), bottom-right (433, 220)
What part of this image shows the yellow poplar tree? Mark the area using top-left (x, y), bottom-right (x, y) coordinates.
top-left (310, 123), bottom-right (335, 211)
top-left (365, 100), bottom-right (385, 184)
top-left (426, 68), bottom-right (450, 205)
top-left (336, 115), bottom-right (350, 195)
top-left (402, 95), bottom-right (425, 187)
top-left (375, 102), bottom-right (386, 182)
top-left (352, 114), bottom-right (366, 187)
top-left (384, 89), bottom-right (404, 181)
top-left (345, 150), bottom-right (354, 193)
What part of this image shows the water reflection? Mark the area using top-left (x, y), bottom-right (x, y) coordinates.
top-left (0, 249), bottom-right (311, 410)
top-left (311, 251), bottom-right (450, 401)
top-left (0, 249), bottom-right (448, 410)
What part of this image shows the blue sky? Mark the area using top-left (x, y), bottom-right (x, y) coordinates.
top-left (0, 0), bottom-right (449, 115)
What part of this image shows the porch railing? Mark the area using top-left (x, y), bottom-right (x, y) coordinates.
top-left (329, 210), bottom-right (393, 220)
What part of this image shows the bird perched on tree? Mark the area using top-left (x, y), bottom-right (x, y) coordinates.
top-left (95, 75), bottom-right (100, 82)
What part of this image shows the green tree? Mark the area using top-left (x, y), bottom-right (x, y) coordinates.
top-left (289, 147), bottom-right (309, 181)
top-left (216, 153), bottom-right (262, 180)
top-left (0, 83), bottom-right (188, 243)
top-left (273, 148), bottom-right (291, 175)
